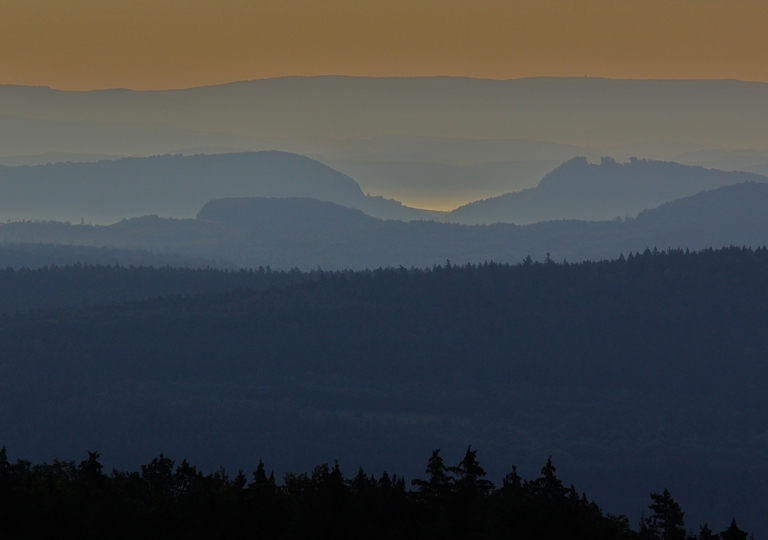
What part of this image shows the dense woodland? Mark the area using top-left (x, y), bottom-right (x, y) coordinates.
top-left (0, 243), bottom-right (225, 271)
top-left (0, 446), bottom-right (752, 539)
top-left (4, 246), bottom-right (765, 391)
top-left (0, 260), bottom-right (312, 313)
top-left (1, 247), bottom-right (767, 534)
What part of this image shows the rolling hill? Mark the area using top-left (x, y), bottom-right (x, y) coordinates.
top-left (0, 151), bottom-right (438, 223)
top-left (4, 77), bottom-right (768, 209)
top-left (1, 182), bottom-right (766, 270)
top-left (449, 157), bottom-right (768, 224)
top-left (2, 151), bottom-right (765, 230)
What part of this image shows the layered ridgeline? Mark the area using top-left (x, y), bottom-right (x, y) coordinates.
top-left (3, 78), bottom-right (768, 153)
top-left (1, 248), bottom-right (766, 534)
top-left (0, 151), bottom-right (764, 227)
top-left (0, 152), bottom-right (437, 223)
top-left (5, 78), bottom-right (768, 209)
top-left (2, 181), bottom-right (768, 269)
top-left (449, 157), bottom-right (768, 224)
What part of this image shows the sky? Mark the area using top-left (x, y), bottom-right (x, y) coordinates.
top-left (2, 0), bottom-right (768, 91)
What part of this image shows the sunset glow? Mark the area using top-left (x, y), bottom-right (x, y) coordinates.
top-left (2, 0), bottom-right (767, 90)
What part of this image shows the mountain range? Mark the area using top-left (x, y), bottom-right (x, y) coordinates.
top-left (1, 151), bottom-right (764, 227)
top-left (4, 77), bottom-right (768, 149)
top-left (2, 181), bottom-right (766, 270)
top-left (0, 152), bottom-right (436, 224)
top-left (450, 156), bottom-right (768, 224)
top-left (4, 77), bottom-right (768, 208)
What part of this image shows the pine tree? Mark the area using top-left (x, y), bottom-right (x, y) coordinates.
top-left (534, 456), bottom-right (567, 500)
top-left (412, 449), bottom-right (453, 499)
top-left (719, 519), bottom-right (748, 540)
top-left (697, 524), bottom-right (718, 540)
top-left (448, 445), bottom-right (494, 494)
top-left (644, 489), bottom-right (686, 540)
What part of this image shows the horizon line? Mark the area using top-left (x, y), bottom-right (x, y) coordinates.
top-left (3, 74), bottom-right (768, 93)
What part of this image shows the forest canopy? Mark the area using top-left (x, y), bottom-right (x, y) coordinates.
top-left (0, 446), bottom-right (751, 539)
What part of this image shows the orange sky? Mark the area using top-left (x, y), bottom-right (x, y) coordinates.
top-left (2, 0), bottom-right (767, 90)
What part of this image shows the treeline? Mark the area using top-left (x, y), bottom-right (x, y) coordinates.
top-left (0, 446), bottom-right (751, 540)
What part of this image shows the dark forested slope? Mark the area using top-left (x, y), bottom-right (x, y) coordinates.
top-left (450, 157), bottom-right (767, 224)
top-left (1, 248), bottom-right (767, 534)
top-left (0, 243), bottom-right (224, 270)
top-left (0, 264), bottom-right (315, 314)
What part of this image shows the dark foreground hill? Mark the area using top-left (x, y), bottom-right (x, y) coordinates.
top-left (1, 248), bottom-right (767, 534)
top-left (449, 157), bottom-right (768, 224)
top-left (2, 182), bottom-right (767, 269)
top-left (0, 152), bottom-right (437, 223)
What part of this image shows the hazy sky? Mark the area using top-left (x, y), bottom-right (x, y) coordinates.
top-left (2, 0), bottom-right (768, 90)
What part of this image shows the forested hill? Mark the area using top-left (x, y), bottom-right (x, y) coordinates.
top-left (0, 152), bottom-right (436, 223)
top-left (0, 243), bottom-right (224, 270)
top-left (450, 157), bottom-right (767, 224)
top-left (0, 264), bottom-right (315, 314)
top-left (1, 247), bottom-right (767, 534)
top-left (3, 181), bottom-right (768, 269)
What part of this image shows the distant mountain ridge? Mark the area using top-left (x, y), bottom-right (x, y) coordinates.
top-left (1, 182), bottom-right (767, 270)
top-left (2, 151), bottom-right (764, 227)
top-left (0, 151), bottom-right (439, 223)
top-left (5, 77), bottom-right (768, 210)
top-left (3, 77), bottom-right (768, 149)
top-left (449, 157), bottom-right (768, 224)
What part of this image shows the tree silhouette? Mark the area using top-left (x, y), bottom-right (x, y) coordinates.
top-left (719, 519), bottom-right (749, 540)
top-left (412, 449), bottom-right (452, 499)
top-left (448, 446), bottom-right (494, 494)
top-left (0, 447), bottom-right (755, 539)
top-left (698, 524), bottom-right (718, 540)
top-left (644, 489), bottom-right (686, 540)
